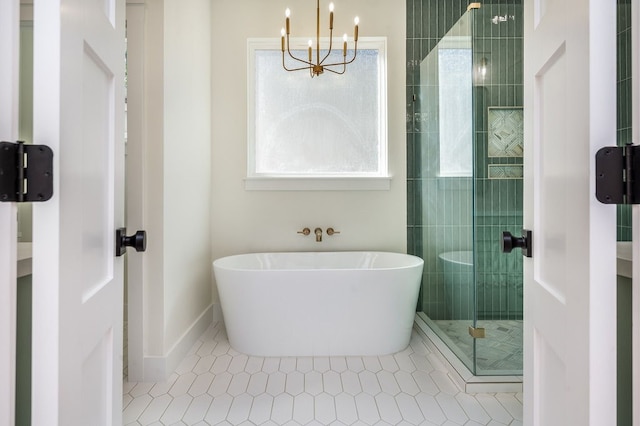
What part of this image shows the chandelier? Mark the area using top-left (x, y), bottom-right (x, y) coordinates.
top-left (280, 1), bottom-right (359, 77)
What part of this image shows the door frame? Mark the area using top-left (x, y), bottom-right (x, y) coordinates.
top-left (632, 0), bottom-right (640, 423)
top-left (124, 0), bottom-right (146, 382)
top-left (0, 1), bottom-right (20, 423)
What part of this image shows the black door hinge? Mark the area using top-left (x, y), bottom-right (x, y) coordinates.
top-left (596, 144), bottom-right (640, 204)
top-left (0, 141), bottom-right (53, 202)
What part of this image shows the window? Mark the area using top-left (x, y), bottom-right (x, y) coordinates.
top-left (246, 37), bottom-right (389, 190)
top-left (437, 46), bottom-right (473, 177)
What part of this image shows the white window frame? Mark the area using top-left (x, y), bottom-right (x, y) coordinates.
top-left (245, 37), bottom-right (390, 191)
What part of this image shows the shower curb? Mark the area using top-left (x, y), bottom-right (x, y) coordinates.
top-left (413, 315), bottom-right (523, 394)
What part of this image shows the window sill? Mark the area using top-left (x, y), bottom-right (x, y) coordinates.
top-left (244, 176), bottom-right (392, 191)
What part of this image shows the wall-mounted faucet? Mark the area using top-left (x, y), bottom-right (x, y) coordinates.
top-left (297, 227), bottom-right (340, 242)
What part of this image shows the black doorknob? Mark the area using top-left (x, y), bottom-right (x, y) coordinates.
top-left (501, 230), bottom-right (532, 258)
top-left (116, 228), bottom-right (147, 257)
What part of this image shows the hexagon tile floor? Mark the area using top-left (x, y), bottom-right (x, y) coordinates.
top-left (123, 322), bottom-right (523, 426)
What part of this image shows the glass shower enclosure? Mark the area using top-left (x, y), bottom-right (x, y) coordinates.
top-left (407, 1), bottom-right (524, 376)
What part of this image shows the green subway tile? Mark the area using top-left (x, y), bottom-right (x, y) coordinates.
top-left (418, 134), bottom-right (435, 178)
top-left (408, 0), bottom-right (527, 325)
top-left (407, 132), bottom-right (417, 178)
top-left (406, 40), bottom-right (416, 86)
top-left (407, 179), bottom-right (416, 225)
top-left (507, 3), bottom-right (516, 38)
top-left (437, 1), bottom-right (446, 38)
top-left (407, 0), bottom-right (415, 39)
top-left (424, 1), bottom-right (436, 38)
top-left (515, 4), bottom-right (523, 37)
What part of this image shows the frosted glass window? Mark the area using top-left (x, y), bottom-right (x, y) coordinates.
top-left (247, 38), bottom-right (387, 179)
top-left (438, 48), bottom-right (472, 177)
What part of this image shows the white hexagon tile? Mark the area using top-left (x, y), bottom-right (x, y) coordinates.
top-left (123, 322), bottom-right (523, 426)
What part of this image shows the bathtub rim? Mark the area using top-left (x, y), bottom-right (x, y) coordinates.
top-left (213, 250), bottom-right (424, 272)
top-left (438, 250), bottom-right (473, 267)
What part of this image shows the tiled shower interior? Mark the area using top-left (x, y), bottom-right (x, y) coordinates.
top-left (407, 0), bottom-right (524, 376)
top-left (617, 0), bottom-right (633, 241)
top-left (407, 0), bottom-right (633, 378)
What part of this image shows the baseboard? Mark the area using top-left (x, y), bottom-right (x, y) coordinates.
top-left (141, 304), bottom-right (214, 382)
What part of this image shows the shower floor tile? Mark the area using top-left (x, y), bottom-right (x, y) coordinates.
top-left (433, 320), bottom-right (523, 374)
top-left (124, 321), bottom-right (523, 425)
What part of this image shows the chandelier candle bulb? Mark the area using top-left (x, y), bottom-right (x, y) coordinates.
top-left (281, 29), bottom-right (285, 51)
top-left (343, 34), bottom-right (347, 56)
top-left (329, 3), bottom-right (334, 29)
top-left (285, 9), bottom-right (290, 34)
top-left (354, 17), bottom-right (359, 41)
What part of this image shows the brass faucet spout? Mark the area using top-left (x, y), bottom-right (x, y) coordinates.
top-left (314, 227), bottom-right (323, 242)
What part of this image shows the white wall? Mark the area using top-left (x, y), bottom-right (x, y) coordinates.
top-left (163, 0), bottom-right (213, 355)
top-left (138, 0), bottom-right (213, 378)
top-left (210, 0), bottom-right (407, 301)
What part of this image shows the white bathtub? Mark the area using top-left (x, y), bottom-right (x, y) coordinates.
top-left (213, 251), bottom-right (424, 357)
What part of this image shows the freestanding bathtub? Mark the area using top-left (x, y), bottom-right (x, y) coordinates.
top-left (213, 251), bottom-right (424, 357)
top-left (439, 251), bottom-right (474, 320)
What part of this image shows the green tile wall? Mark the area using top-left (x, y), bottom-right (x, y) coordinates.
top-left (472, 1), bottom-right (523, 321)
top-left (617, 0), bottom-right (632, 242)
top-left (407, 0), bottom-right (472, 321)
top-left (407, 0), bottom-right (523, 321)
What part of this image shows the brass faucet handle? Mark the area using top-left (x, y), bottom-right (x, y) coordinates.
top-left (326, 227), bottom-right (340, 236)
top-left (297, 228), bottom-right (311, 236)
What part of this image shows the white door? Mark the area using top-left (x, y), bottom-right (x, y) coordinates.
top-left (523, 0), bottom-right (617, 425)
top-left (30, 0), bottom-right (126, 424)
top-left (0, 2), bottom-right (19, 425)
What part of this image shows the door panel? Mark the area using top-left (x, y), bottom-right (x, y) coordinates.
top-left (81, 46), bottom-right (114, 292)
top-left (31, 0), bottom-right (125, 424)
top-left (524, 0), bottom-right (617, 424)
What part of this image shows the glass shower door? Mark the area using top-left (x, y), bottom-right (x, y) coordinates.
top-left (410, 2), bottom-right (525, 377)
top-left (413, 9), bottom-right (477, 373)
top-left (471, 1), bottom-right (524, 376)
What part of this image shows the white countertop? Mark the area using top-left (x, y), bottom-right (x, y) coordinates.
top-left (17, 242), bottom-right (32, 278)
